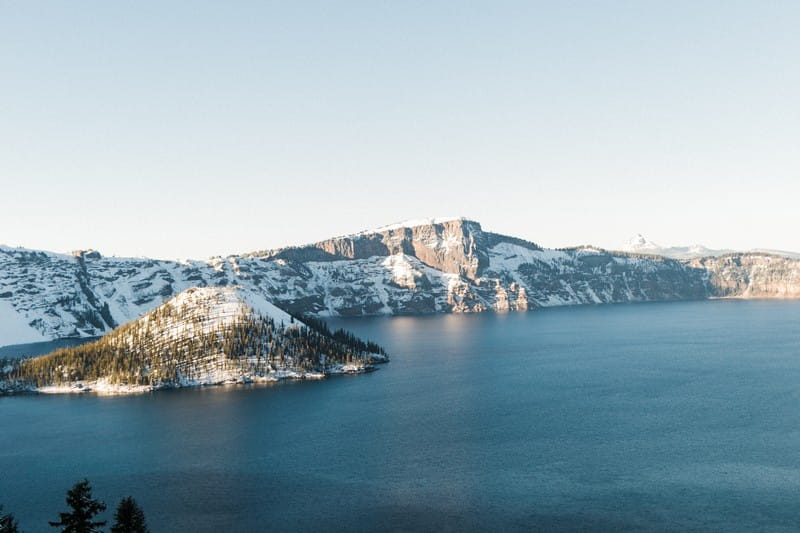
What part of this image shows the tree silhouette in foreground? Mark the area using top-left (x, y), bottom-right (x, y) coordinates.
top-left (110, 497), bottom-right (149, 533)
top-left (49, 479), bottom-right (106, 533)
top-left (0, 505), bottom-right (20, 533)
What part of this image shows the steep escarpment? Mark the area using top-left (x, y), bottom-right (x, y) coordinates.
top-left (689, 254), bottom-right (800, 298)
top-left (254, 218), bottom-right (497, 280)
top-left (0, 286), bottom-right (387, 394)
top-left (2, 219), bottom-right (800, 344)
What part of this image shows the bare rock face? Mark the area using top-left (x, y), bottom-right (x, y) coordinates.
top-left (264, 218), bottom-right (492, 279)
top-left (689, 254), bottom-right (800, 298)
top-left (401, 219), bottom-right (489, 279)
top-left (515, 286), bottom-right (529, 311)
top-left (491, 281), bottom-right (528, 311)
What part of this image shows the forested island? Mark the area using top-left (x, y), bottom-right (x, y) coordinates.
top-left (0, 287), bottom-right (387, 395)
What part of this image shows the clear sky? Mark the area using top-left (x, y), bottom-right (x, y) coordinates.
top-left (1, 1), bottom-right (799, 259)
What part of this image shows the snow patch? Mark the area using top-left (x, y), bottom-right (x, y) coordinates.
top-left (0, 299), bottom-right (47, 346)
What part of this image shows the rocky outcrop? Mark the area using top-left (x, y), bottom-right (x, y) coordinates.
top-left (689, 254), bottom-right (800, 298)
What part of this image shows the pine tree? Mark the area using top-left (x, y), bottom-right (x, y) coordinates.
top-left (0, 505), bottom-right (20, 533)
top-left (49, 479), bottom-right (106, 533)
top-left (110, 497), bottom-right (149, 533)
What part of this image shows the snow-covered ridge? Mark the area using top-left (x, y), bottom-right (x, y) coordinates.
top-left (355, 217), bottom-right (465, 236)
top-left (243, 217), bottom-right (470, 259)
top-left (3, 219), bottom-right (800, 346)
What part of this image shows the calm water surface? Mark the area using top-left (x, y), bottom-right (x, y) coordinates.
top-left (3, 300), bottom-right (800, 532)
top-left (0, 337), bottom-right (100, 359)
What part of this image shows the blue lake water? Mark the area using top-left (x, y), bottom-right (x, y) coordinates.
top-left (2, 300), bottom-right (800, 531)
top-left (0, 337), bottom-right (101, 359)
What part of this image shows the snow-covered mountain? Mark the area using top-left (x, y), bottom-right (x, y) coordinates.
top-left (1, 286), bottom-right (387, 394)
top-left (620, 233), bottom-right (800, 260)
top-left (623, 233), bottom-right (663, 253)
top-left (621, 234), bottom-right (732, 259)
top-left (2, 219), bottom-right (800, 346)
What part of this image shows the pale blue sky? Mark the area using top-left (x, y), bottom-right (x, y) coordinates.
top-left (1, 1), bottom-right (799, 259)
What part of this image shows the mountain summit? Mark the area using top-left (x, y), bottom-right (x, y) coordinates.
top-left (623, 233), bottom-right (661, 252)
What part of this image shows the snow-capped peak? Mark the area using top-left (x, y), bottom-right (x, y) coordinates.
top-left (687, 244), bottom-right (711, 254)
top-left (624, 233), bottom-right (661, 251)
top-left (620, 236), bottom-right (732, 259)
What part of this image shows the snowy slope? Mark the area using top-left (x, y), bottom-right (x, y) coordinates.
top-left (0, 299), bottom-right (46, 345)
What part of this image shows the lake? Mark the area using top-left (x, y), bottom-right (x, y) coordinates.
top-left (2, 300), bottom-right (800, 531)
top-left (0, 337), bottom-right (101, 360)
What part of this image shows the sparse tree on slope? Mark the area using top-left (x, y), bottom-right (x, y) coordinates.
top-left (49, 479), bottom-right (106, 533)
top-left (110, 497), bottom-right (149, 533)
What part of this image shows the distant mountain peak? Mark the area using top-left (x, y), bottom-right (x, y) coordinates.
top-left (624, 233), bottom-right (660, 251)
top-left (620, 235), bottom-right (737, 260)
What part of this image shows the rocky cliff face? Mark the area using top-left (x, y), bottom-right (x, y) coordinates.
top-left (1, 219), bottom-right (799, 344)
top-left (256, 218), bottom-right (495, 279)
top-left (689, 254), bottom-right (800, 298)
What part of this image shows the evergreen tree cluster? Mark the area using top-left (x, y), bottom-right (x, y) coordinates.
top-left (2, 295), bottom-right (387, 390)
top-left (1, 504), bottom-right (20, 533)
top-left (297, 314), bottom-right (386, 356)
top-left (48, 479), bottom-right (107, 532)
top-left (3, 479), bottom-right (148, 533)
